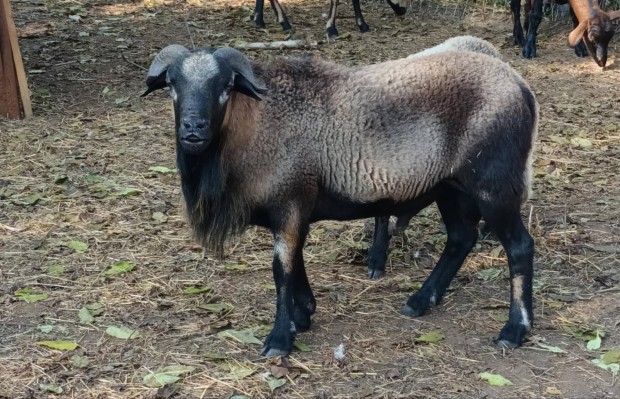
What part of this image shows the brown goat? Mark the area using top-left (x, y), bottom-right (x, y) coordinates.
top-left (512, 0), bottom-right (619, 66)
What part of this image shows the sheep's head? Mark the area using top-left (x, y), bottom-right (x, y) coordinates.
top-left (568, 10), bottom-right (620, 68)
top-left (142, 45), bottom-right (267, 154)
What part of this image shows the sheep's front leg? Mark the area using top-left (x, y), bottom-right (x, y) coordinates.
top-left (262, 216), bottom-right (310, 357)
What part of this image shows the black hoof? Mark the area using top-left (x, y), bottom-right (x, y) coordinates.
top-left (327, 27), bottom-right (339, 39)
top-left (261, 329), bottom-right (294, 357)
top-left (400, 304), bottom-right (426, 317)
top-left (358, 22), bottom-right (370, 33)
top-left (368, 268), bottom-right (384, 280)
top-left (255, 20), bottom-right (266, 29)
top-left (281, 21), bottom-right (292, 33)
top-left (495, 322), bottom-right (528, 349)
top-left (394, 6), bottom-right (406, 16)
top-left (523, 43), bottom-right (536, 59)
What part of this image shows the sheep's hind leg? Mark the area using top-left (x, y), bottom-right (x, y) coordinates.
top-left (261, 214), bottom-right (308, 357)
top-left (480, 205), bottom-right (534, 349)
top-left (367, 216), bottom-right (390, 279)
top-left (292, 240), bottom-right (316, 332)
top-left (401, 189), bottom-right (480, 317)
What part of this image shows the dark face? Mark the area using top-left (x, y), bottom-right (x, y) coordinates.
top-left (585, 17), bottom-right (615, 68)
top-left (166, 52), bottom-right (234, 154)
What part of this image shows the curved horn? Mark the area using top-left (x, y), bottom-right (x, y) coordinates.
top-left (213, 47), bottom-right (267, 101)
top-left (142, 44), bottom-right (189, 97)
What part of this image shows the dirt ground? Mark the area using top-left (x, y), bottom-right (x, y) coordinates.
top-left (1, 0), bottom-right (620, 398)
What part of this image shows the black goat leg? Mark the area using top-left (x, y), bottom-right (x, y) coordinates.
top-left (352, 0), bottom-right (370, 33)
top-left (269, 0), bottom-right (292, 32)
top-left (511, 0), bottom-right (525, 47)
top-left (254, 0), bottom-right (266, 28)
top-left (523, 0), bottom-right (544, 58)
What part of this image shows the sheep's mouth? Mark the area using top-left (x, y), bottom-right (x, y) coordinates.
top-left (180, 134), bottom-right (209, 153)
top-left (181, 134), bottom-right (205, 143)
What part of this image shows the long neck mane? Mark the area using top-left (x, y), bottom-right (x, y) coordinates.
top-left (177, 91), bottom-right (259, 256)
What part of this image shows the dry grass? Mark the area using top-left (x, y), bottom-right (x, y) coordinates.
top-left (1, 0), bottom-right (620, 398)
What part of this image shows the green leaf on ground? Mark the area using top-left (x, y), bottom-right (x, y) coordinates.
top-left (592, 358), bottom-right (619, 376)
top-left (415, 331), bottom-right (444, 343)
top-left (602, 349), bottom-right (620, 365)
top-left (294, 340), bottom-right (311, 352)
top-left (587, 330), bottom-right (602, 351)
top-left (267, 377), bottom-right (286, 392)
top-left (37, 340), bottom-right (78, 351)
top-left (71, 355), bottom-right (90, 368)
top-left (217, 328), bottom-right (262, 345)
top-left (479, 372), bottom-right (513, 387)
top-left (225, 263), bottom-right (248, 271)
top-left (143, 365), bottom-right (195, 387)
top-left (536, 343), bottom-right (566, 353)
top-left (105, 326), bottom-right (140, 340)
top-left (78, 307), bottom-right (95, 324)
top-left (37, 325), bottom-right (54, 333)
top-left (199, 303), bottom-right (234, 313)
top-left (184, 285), bottom-right (211, 295)
top-left (47, 264), bottom-right (65, 276)
top-left (65, 240), bottom-right (88, 253)
top-left (14, 288), bottom-right (48, 303)
top-left (113, 188), bottom-right (141, 197)
top-left (39, 384), bottom-right (63, 394)
top-left (103, 261), bottom-right (135, 276)
top-left (221, 362), bottom-right (256, 380)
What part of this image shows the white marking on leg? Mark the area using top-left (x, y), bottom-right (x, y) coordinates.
top-left (429, 291), bottom-right (437, 306)
top-left (290, 320), bottom-right (296, 333)
top-left (512, 274), bottom-right (530, 328)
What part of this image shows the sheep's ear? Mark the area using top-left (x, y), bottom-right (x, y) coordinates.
top-left (142, 44), bottom-right (189, 97)
top-left (568, 21), bottom-right (588, 47)
top-left (213, 47), bottom-right (267, 101)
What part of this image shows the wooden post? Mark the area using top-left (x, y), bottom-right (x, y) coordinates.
top-left (0, 0), bottom-right (32, 119)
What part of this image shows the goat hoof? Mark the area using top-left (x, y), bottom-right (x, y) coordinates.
top-left (495, 323), bottom-right (527, 349)
top-left (255, 20), bottom-right (266, 29)
top-left (368, 268), bottom-right (384, 280)
top-left (522, 44), bottom-right (536, 59)
top-left (400, 304), bottom-right (426, 317)
top-left (327, 27), bottom-right (339, 39)
top-left (261, 330), bottom-right (294, 357)
top-left (358, 22), bottom-right (370, 33)
top-left (394, 6), bottom-right (407, 16)
top-left (261, 346), bottom-right (290, 357)
top-left (281, 21), bottom-right (292, 33)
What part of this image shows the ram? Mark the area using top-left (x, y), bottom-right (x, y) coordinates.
top-left (143, 45), bottom-right (538, 357)
top-left (366, 35), bottom-right (504, 280)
